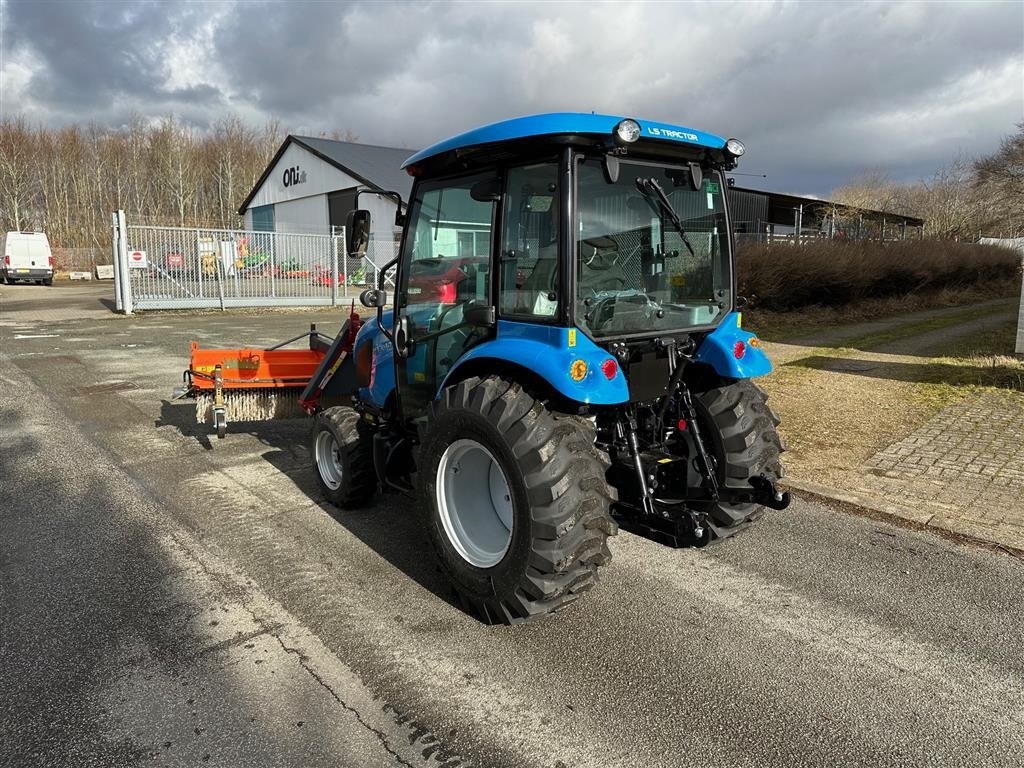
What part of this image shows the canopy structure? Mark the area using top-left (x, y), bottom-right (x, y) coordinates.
top-left (728, 183), bottom-right (925, 243)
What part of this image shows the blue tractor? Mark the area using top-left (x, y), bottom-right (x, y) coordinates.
top-left (310, 113), bottom-right (789, 624)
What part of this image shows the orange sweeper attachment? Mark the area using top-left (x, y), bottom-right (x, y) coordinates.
top-left (175, 304), bottom-right (363, 438)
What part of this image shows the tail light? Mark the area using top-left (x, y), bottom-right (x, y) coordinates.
top-left (48, 256), bottom-right (54, 267)
top-left (733, 341), bottom-right (746, 359)
top-left (3, 255), bottom-right (8, 266)
top-left (438, 281), bottom-right (457, 304)
top-left (600, 358), bottom-right (618, 380)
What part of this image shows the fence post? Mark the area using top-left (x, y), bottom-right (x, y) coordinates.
top-left (1016, 253), bottom-right (1024, 356)
top-left (215, 243), bottom-right (226, 312)
top-left (331, 235), bottom-right (339, 306)
top-left (270, 232), bottom-right (277, 298)
top-left (111, 212), bottom-right (123, 312)
top-left (196, 229), bottom-right (204, 299)
top-left (341, 227), bottom-right (348, 299)
top-left (116, 210), bottom-right (133, 314)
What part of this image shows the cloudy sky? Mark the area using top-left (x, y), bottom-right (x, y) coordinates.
top-left (2, 0), bottom-right (1021, 195)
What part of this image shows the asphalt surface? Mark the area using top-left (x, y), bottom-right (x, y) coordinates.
top-left (2, 283), bottom-right (1023, 767)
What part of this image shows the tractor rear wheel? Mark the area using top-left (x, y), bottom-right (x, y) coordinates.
top-left (312, 406), bottom-right (377, 509)
top-left (418, 376), bottom-right (617, 624)
top-left (691, 379), bottom-right (785, 539)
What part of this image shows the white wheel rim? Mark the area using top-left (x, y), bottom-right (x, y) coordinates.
top-left (315, 430), bottom-right (344, 491)
top-left (436, 439), bottom-right (513, 568)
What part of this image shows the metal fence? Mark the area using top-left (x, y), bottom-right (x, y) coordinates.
top-left (111, 210), bottom-right (397, 313)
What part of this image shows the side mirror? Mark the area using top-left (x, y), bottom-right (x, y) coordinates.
top-left (346, 209), bottom-right (371, 257)
top-left (359, 288), bottom-right (387, 308)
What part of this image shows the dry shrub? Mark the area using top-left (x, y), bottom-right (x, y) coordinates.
top-left (736, 240), bottom-right (1022, 311)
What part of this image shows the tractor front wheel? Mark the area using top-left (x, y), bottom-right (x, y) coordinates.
top-left (312, 406), bottom-right (377, 509)
top-left (691, 379), bottom-right (785, 539)
top-left (419, 376), bottom-right (617, 624)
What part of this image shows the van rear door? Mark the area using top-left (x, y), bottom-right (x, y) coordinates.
top-left (27, 237), bottom-right (52, 271)
top-left (3, 232), bottom-right (54, 283)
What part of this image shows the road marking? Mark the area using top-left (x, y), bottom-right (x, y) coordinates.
top-left (14, 334), bottom-right (59, 339)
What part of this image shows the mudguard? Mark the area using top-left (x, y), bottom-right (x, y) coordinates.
top-left (442, 320), bottom-right (629, 406)
top-left (353, 310), bottom-right (396, 409)
top-left (693, 312), bottom-right (771, 379)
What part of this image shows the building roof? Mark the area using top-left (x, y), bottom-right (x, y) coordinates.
top-left (238, 135), bottom-right (414, 214)
top-left (402, 113), bottom-right (728, 168)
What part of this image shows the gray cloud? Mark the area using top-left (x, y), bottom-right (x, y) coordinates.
top-left (3, 0), bottom-right (1022, 194)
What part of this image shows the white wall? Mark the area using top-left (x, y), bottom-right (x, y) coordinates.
top-left (249, 142), bottom-right (360, 209)
top-left (244, 141), bottom-right (402, 250)
top-left (274, 195), bottom-right (330, 235)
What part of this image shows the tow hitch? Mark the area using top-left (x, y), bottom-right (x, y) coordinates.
top-left (749, 475), bottom-right (791, 510)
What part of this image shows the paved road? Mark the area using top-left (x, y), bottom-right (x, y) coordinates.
top-left (2, 287), bottom-right (1023, 767)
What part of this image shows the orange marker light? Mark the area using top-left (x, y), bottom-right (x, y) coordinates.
top-left (570, 359), bottom-right (588, 381)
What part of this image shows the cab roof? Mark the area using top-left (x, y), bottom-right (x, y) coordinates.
top-left (402, 112), bottom-right (728, 169)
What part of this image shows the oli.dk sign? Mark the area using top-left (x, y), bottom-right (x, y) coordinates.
top-left (283, 165), bottom-right (307, 188)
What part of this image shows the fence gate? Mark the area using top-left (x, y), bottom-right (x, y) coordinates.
top-left (111, 210), bottom-right (397, 313)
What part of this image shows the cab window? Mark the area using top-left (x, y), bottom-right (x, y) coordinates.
top-left (499, 162), bottom-right (559, 320)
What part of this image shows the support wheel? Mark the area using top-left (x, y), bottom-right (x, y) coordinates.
top-left (213, 409), bottom-right (227, 439)
top-left (419, 376), bottom-right (618, 625)
top-left (312, 406), bottom-right (377, 508)
top-left (691, 379), bottom-right (785, 540)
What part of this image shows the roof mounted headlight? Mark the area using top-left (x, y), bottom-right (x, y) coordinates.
top-left (614, 118), bottom-right (641, 145)
top-left (725, 138), bottom-right (745, 157)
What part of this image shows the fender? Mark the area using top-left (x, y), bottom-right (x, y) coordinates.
top-left (353, 309), bottom-right (396, 409)
top-left (441, 320), bottom-right (629, 406)
top-left (693, 312), bottom-right (771, 379)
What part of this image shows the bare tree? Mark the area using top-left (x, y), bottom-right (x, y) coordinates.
top-left (974, 123), bottom-right (1024, 237)
top-left (0, 117), bottom-right (36, 230)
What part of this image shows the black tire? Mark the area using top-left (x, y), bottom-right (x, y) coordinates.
top-left (43, 277), bottom-right (53, 286)
top-left (691, 379), bottom-right (785, 538)
top-left (419, 376), bottom-right (617, 624)
top-left (312, 406), bottom-right (376, 508)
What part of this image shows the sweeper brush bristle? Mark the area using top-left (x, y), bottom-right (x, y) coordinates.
top-left (195, 389), bottom-right (308, 424)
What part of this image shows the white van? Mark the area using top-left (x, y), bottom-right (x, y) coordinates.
top-left (2, 231), bottom-right (54, 285)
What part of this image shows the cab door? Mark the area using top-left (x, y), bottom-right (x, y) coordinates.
top-left (394, 172), bottom-right (498, 420)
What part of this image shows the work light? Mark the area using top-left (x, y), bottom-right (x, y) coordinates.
top-left (614, 119), bottom-right (641, 145)
top-left (725, 138), bottom-right (746, 157)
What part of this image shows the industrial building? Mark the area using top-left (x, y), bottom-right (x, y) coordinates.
top-left (237, 135), bottom-right (413, 260)
top-left (728, 183), bottom-right (924, 243)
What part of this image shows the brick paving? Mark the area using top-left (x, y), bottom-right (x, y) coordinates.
top-left (857, 390), bottom-right (1024, 550)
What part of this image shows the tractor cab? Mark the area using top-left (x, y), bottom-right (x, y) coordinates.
top-left (353, 114), bottom-right (757, 421)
